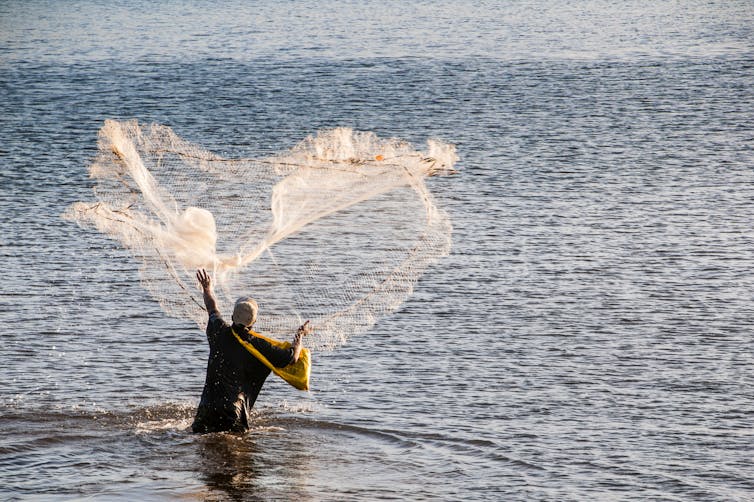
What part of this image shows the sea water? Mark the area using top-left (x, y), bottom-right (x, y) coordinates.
top-left (1, 1), bottom-right (753, 499)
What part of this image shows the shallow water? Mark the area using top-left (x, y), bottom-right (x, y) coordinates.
top-left (2, 1), bottom-right (754, 500)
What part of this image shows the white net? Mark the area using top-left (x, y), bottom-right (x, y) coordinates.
top-left (65, 120), bottom-right (458, 349)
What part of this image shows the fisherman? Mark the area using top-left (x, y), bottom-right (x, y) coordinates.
top-left (192, 268), bottom-right (311, 433)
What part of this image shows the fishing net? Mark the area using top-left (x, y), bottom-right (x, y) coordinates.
top-left (65, 120), bottom-right (457, 349)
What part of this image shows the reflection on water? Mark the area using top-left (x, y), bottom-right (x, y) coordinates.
top-left (197, 433), bottom-right (264, 501)
top-left (195, 419), bottom-right (327, 501)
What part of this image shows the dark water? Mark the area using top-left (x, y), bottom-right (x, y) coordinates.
top-left (2, 1), bottom-right (754, 500)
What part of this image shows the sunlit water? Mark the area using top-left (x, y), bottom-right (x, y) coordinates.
top-left (1, 1), bottom-right (753, 500)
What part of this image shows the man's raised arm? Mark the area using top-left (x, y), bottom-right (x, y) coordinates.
top-left (196, 269), bottom-right (219, 317)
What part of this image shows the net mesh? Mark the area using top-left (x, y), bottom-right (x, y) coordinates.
top-left (65, 120), bottom-right (457, 349)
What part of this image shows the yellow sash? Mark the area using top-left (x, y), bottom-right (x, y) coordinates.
top-left (231, 328), bottom-right (311, 391)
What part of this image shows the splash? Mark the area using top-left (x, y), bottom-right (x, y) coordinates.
top-left (65, 120), bottom-right (457, 349)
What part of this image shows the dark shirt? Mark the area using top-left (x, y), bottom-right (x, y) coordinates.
top-left (191, 312), bottom-right (294, 433)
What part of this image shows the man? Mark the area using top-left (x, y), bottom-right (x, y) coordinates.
top-left (192, 268), bottom-right (311, 433)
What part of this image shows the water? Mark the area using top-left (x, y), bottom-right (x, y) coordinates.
top-left (2, 0), bottom-right (753, 499)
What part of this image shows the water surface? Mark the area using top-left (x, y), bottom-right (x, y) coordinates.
top-left (1, 1), bottom-right (753, 499)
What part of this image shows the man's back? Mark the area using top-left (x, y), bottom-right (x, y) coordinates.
top-left (192, 313), bottom-right (294, 433)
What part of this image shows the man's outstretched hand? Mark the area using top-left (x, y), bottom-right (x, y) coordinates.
top-left (291, 320), bottom-right (312, 363)
top-left (297, 320), bottom-right (313, 337)
top-left (197, 269), bottom-right (211, 291)
top-left (197, 269), bottom-right (219, 316)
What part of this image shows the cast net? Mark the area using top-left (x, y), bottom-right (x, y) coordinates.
top-left (65, 120), bottom-right (457, 349)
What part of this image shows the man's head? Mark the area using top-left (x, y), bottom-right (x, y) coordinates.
top-left (232, 296), bottom-right (258, 328)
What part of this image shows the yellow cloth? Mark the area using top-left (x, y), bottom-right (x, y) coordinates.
top-left (231, 328), bottom-right (311, 391)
